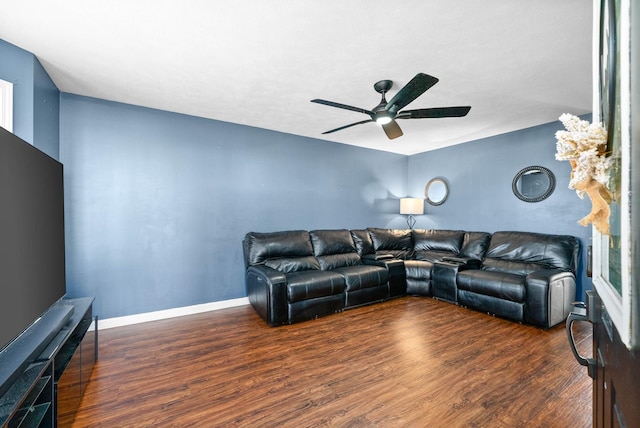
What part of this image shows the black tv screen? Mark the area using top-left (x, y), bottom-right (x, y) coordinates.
top-left (0, 126), bottom-right (66, 353)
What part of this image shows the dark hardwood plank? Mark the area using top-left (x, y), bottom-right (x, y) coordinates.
top-left (72, 297), bottom-right (592, 427)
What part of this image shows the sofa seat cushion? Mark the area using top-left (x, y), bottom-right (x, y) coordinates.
top-left (482, 258), bottom-right (545, 276)
top-left (286, 270), bottom-right (346, 303)
top-left (404, 260), bottom-right (434, 281)
top-left (333, 265), bottom-right (389, 292)
top-left (317, 253), bottom-right (361, 270)
top-left (456, 270), bottom-right (526, 303)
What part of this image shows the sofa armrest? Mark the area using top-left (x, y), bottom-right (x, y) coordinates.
top-left (246, 265), bottom-right (288, 326)
top-left (362, 256), bottom-right (406, 297)
top-left (441, 256), bottom-right (482, 269)
top-left (362, 253), bottom-right (394, 261)
top-left (525, 269), bottom-right (576, 327)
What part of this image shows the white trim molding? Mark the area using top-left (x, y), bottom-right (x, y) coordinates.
top-left (0, 79), bottom-right (13, 132)
top-left (92, 297), bottom-right (250, 330)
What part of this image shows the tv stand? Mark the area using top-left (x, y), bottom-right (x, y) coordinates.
top-left (0, 297), bottom-right (96, 428)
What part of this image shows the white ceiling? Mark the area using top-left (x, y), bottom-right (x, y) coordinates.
top-left (0, 1), bottom-right (593, 155)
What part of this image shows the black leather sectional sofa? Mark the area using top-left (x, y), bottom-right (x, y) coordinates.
top-left (242, 228), bottom-right (580, 328)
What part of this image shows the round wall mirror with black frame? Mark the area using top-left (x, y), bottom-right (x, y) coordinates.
top-left (512, 166), bottom-right (556, 203)
top-left (424, 177), bottom-right (449, 206)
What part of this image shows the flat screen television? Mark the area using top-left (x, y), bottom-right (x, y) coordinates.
top-left (0, 126), bottom-right (66, 355)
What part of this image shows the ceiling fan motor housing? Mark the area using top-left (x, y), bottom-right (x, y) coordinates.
top-left (373, 79), bottom-right (393, 94)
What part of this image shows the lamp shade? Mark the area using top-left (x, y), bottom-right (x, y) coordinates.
top-left (400, 198), bottom-right (424, 215)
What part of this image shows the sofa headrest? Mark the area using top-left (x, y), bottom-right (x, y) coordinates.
top-left (310, 229), bottom-right (357, 256)
top-left (243, 230), bottom-right (313, 265)
top-left (368, 228), bottom-right (414, 259)
top-left (460, 232), bottom-right (492, 260)
top-left (486, 231), bottom-right (579, 272)
top-left (413, 229), bottom-right (465, 253)
top-left (350, 229), bottom-right (375, 255)
top-left (368, 228), bottom-right (413, 250)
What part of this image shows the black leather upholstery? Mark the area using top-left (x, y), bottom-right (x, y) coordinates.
top-left (265, 256), bottom-right (319, 273)
top-left (485, 231), bottom-right (579, 272)
top-left (333, 265), bottom-right (388, 291)
top-left (311, 229), bottom-right (361, 270)
top-left (456, 270), bottom-right (526, 302)
top-left (433, 261), bottom-right (470, 302)
top-left (413, 229), bottom-right (464, 253)
top-left (244, 230), bottom-right (313, 265)
top-left (458, 290), bottom-right (525, 322)
top-left (399, 230), bottom-right (490, 297)
top-left (349, 229), bottom-right (375, 256)
top-left (460, 232), bottom-right (492, 260)
top-left (457, 231), bottom-right (580, 327)
top-left (243, 229), bottom-right (398, 325)
top-left (404, 260), bottom-right (434, 295)
top-left (288, 295), bottom-right (345, 325)
top-left (245, 265), bottom-right (288, 326)
top-left (244, 228), bottom-right (580, 328)
top-left (286, 270), bottom-right (345, 302)
top-left (525, 269), bottom-right (576, 326)
top-left (368, 228), bottom-right (414, 259)
top-left (311, 229), bottom-right (357, 258)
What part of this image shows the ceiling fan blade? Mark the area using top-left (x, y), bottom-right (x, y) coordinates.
top-left (322, 119), bottom-right (373, 134)
top-left (397, 106), bottom-right (472, 119)
top-left (311, 99), bottom-right (374, 116)
top-left (386, 73), bottom-right (439, 114)
top-left (381, 119), bottom-right (403, 140)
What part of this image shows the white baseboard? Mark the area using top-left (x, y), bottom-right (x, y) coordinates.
top-left (92, 297), bottom-right (250, 330)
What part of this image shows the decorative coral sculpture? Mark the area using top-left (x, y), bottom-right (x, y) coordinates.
top-left (555, 114), bottom-right (613, 236)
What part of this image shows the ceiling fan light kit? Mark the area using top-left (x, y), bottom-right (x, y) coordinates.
top-left (311, 73), bottom-right (471, 140)
top-left (375, 113), bottom-right (393, 125)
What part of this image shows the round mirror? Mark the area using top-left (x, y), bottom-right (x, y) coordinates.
top-left (424, 177), bottom-right (449, 206)
top-left (512, 166), bottom-right (556, 202)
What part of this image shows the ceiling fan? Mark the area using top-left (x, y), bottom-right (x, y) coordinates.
top-left (311, 73), bottom-right (471, 140)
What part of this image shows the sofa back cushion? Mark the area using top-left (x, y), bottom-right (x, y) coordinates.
top-left (483, 231), bottom-right (579, 274)
top-left (243, 230), bottom-right (320, 272)
top-left (412, 229), bottom-right (464, 262)
top-left (413, 229), bottom-right (464, 252)
top-left (310, 229), bottom-right (361, 270)
top-left (368, 228), bottom-right (414, 260)
top-left (459, 231), bottom-right (492, 260)
top-left (350, 229), bottom-right (375, 256)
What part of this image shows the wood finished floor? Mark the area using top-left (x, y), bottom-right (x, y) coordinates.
top-left (72, 297), bottom-right (592, 427)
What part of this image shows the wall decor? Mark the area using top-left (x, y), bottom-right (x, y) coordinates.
top-left (511, 166), bottom-right (556, 203)
top-left (424, 177), bottom-right (449, 206)
top-left (555, 114), bottom-right (612, 235)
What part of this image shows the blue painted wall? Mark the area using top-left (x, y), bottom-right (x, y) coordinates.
top-left (0, 39), bottom-right (34, 144)
top-left (60, 94), bottom-right (407, 318)
top-left (408, 120), bottom-right (593, 299)
top-left (0, 39), bottom-right (59, 159)
top-left (32, 59), bottom-right (60, 159)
